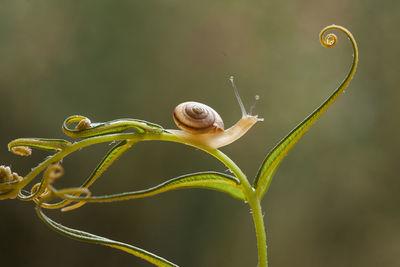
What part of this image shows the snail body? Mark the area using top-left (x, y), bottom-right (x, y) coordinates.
top-left (168, 77), bottom-right (262, 149)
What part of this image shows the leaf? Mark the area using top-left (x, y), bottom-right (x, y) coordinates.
top-left (61, 172), bottom-right (246, 203)
top-left (62, 115), bottom-right (164, 139)
top-left (82, 140), bottom-right (136, 187)
top-left (8, 138), bottom-right (71, 153)
top-left (254, 25), bottom-right (359, 200)
top-left (36, 206), bottom-right (178, 267)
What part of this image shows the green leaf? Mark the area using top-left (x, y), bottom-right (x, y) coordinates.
top-left (8, 138), bottom-right (71, 153)
top-left (36, 206), bottom-right (178, 267)
top-left (61, 172), bottom-right (246, 203)
top-left (62, 115), bottom-right (164, 139)
top-left (82, 140), bottom-right (136, 188)
top-left (254, 25), bottom-right (358, 200)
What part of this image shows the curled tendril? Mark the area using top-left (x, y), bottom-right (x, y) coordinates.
top-left (319, 24), bottom-right (358, 89)
top-left (62, 115), bottom-right (163, 139)
top-left (320, 32), bottom-right (337, 48)
top-left (319, 25), bottom-right (356, 51)
top-left (34, 164), bottom-right (92, 212)
top-left (30, 183), bottom-right (50, 199)
top-left (26, 163), bottom-right (64, 202)
top-left (28, 164), bottom-right (64, 201)
top-left (44, 163), bottom-right (64, 184)
top-left (10, 146), bottom-right (32, 156)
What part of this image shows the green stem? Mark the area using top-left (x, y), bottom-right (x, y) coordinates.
top-left (250, 196), bottom-right (268, 267)
top-left (207, 149), bottom-right (267, 267)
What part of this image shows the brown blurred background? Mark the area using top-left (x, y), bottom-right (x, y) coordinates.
top-left (1, 1), bottom-right (399, 266)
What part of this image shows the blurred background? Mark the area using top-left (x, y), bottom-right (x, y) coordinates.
top-left (0, 0), bottom-right (399, 266)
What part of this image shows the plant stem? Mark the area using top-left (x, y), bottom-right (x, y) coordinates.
top-left (148, 133), bottom-right (269, 266)
top-left (247, 193), bottom-right (268, 267)
top-left (149, 133), bottom-right (269, 266)
top-left (207, 149), bottom-right (268, 267)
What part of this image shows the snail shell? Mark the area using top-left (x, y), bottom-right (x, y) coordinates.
top-left (173, 102), bottom-right (224, 134)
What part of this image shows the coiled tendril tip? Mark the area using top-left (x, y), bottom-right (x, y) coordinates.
top-left (10, 146), bottom-right (32, 156)
top-left (319, 25), bottom-right (357, 51)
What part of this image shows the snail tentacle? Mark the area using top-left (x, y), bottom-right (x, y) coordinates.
top-left (229, 76), bottom-right (248, 117)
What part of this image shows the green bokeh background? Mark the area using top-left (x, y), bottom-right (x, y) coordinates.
top-left (1, 1), bottom-right (399, 266)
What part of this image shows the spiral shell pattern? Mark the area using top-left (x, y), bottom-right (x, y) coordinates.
top-left (173, 102), bottom-right (224, 134)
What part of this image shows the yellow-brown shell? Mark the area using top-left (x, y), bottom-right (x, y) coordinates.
top-left (173, 102), bottom-right (224, 134)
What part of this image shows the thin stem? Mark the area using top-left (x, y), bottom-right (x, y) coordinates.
top-left (249, 195), bottom-right (268, 267)
top-left (207, 149), bottom-right (268, 267)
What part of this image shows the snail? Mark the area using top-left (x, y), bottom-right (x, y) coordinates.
top-left (168, 76), bottom-right (263, 149)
